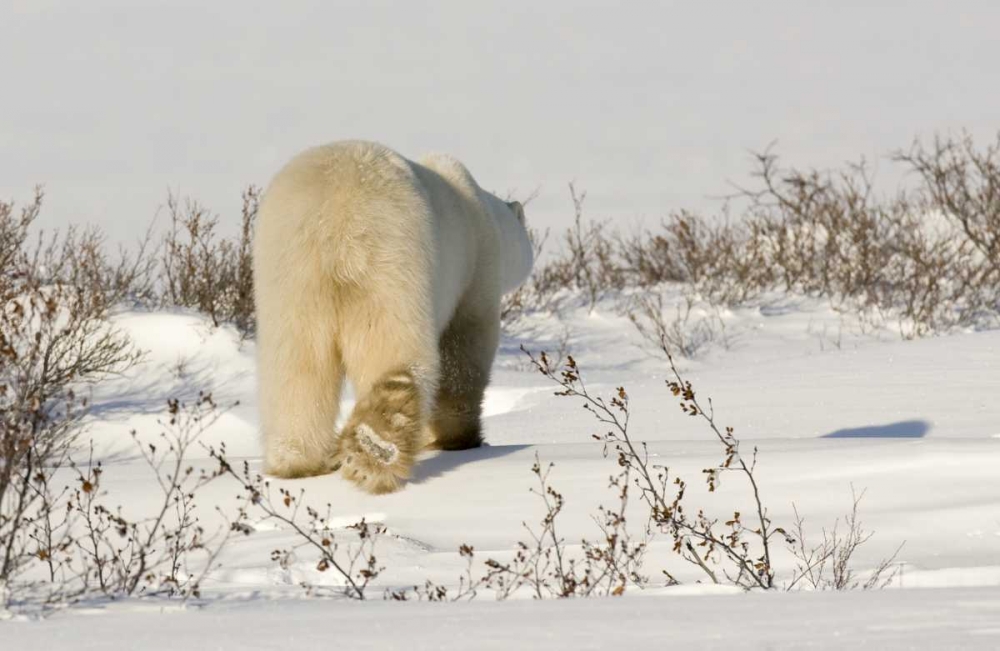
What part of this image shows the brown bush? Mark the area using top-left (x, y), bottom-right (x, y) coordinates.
top-left (510, 133), bottom-right (1000, 344)
top-left (0, 190), bottom-right (142, 605)
top-left (160, 186), bottom-right (259, 338)
top-left (500, 226), bottom-right (561, 326)
top-left (895, 132), bottom-right (1000, 321)
top-left (508, 184), bottom-right (625, 320)
top-left (731, 147), bottom-right (997, 335)
top-left (617, 136), bottom-right (1000, 345)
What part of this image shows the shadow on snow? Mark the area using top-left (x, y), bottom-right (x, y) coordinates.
top-left (411, 444), bottom-right (531, 485)
top-left (822, 419), bottom-right (930, 439)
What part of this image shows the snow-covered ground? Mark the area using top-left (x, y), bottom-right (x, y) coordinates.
top-left (9, 587), bottom-right (1000, 650)
top-left (7, 293), bottom-right (999, 648)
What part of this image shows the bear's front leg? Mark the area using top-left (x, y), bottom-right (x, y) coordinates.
top-left (428, 309), bottom-right (499, 451)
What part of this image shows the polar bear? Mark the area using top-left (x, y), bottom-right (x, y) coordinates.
top-left (253, 141), bottom-right (533, 494)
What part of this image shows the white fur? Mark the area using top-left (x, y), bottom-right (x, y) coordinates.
top-left (254, 140), bottom-right (533, 488)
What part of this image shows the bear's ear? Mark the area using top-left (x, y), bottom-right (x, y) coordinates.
top-left (507, 200), bottom-right (526, 224)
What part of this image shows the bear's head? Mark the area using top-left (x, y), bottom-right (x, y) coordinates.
top-left (498, 199), bottom-right (534, 293)
top-left (507, 200), bottom-right (526, 225)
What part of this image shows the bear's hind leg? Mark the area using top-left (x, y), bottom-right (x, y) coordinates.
top-left (335, 368), bottom-right (426, 494)
top-left (334, 293), bottom-right (439, 494)
top-left (429, 309), bottom-right (499, 451)
top-left (260, 329), bottom-right (344, 479)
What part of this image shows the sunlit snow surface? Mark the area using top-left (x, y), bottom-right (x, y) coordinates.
top-left (8, 292), bottom-right (998, 648)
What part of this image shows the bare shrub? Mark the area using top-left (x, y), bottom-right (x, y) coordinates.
top-left (65, 394), bottom-right (237, 600)
top-left (38, 225), bottom-right (157, 314)
top-left (0, 393), bottom-right (81, 608)
top-left (627, 291), bottom-right (730, 359)
top-left (614, 228), bottom-right (686, 287)
top-left (4, 386), bottom-right (388, 611)
top-left (210, 449), bottom-right (385, 601)
top-left (500, 226), bottom-right (564, 327)
top-left (509, 324), bottom-right (571, 373)
top-left (562, 184), bottom-right (624, 309)
top-left (506, 184), bottom-right (765, 333)
top-left (530, 184), bottom-right (624, 313)
top-left (517, 346), bottom-right (903, 593)
top-left (0, 191), bottom-right (142, 419)
top-left (160, 186), bottom-right (259, 337)
top-left (1, 191), bottom-right (142, 607)
top-left (787, 487), bottom-right (904, 591)
top-left (619, 211), bottom-right (771, 306)
top-left (611, 135), bottom-right (1000, 345)
top-left (1, 189), bottom-right (156, 316)
top-left (4, 394), bottom-right (240, 609)
top-left (393, 345), bottom-right (794, 598)
top-left (390, 452), bottom-right (647, 601)
top-left (477, 456), bottom-right (646, 599)
top-left (731, 146), bottom-right (998, 334)
top-left (895, 132), bottom-right (1000, 320)
top-left (0, 188), bottom-right (44, 279)
top-left (525, 347), bottom-right (785, 589)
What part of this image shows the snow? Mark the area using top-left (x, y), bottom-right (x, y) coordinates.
top-left (7, 293), bottom-right (999, 646)
top-left (7, 587), bottom-right (1000, 650)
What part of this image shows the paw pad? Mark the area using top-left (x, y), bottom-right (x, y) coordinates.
top-left (355, 423), bottom-right (399, 465)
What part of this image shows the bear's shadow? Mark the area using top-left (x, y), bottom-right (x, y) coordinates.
top-left (410, 444), bottom-right (530, 485)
